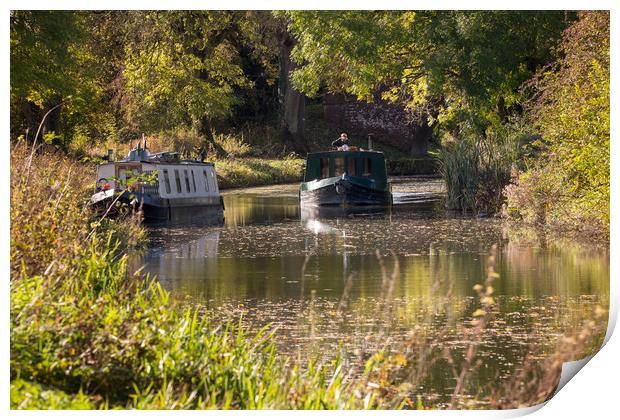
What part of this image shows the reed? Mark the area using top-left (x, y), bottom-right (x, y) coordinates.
top-left (440, 133), bottom-right (518, 215)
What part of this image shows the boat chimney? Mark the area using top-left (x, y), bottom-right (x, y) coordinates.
top-left (107, 149), bottom-right (113, 162)
top-left (367, 133), bottom-right (374, 151)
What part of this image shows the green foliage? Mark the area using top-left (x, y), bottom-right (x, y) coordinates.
top-left (285, 11), bottom-right (571, 212)
top-left (10, 11), bottom-right (122, 147)
top-left (121, 12), bottom-right (252, 133)
top-left (11, 380), bottom-right (95, 409)
top-left (10, 11), bottom-right (83, 106)
top-left (216, 157), bottom-right (304, 189)
top-left (10, 11), bottom-right (283, 148)
top-left (286, 11), bottom-right (568, 122)
top-left (506, 12), bottom-right (610, 235)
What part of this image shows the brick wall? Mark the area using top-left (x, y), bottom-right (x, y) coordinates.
top-left (323, 93), bottom-right (431, 157)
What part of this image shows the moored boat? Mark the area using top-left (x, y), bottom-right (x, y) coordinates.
top-left (90, 143), bottom-right (224, 224)
top-left (299, 150), bottom-right (392, 206)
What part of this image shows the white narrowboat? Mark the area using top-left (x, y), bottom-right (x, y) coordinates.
top-left (91, 144), bottom-right (224, 224)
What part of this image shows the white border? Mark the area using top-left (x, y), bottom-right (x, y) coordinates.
top-left (2, 2), bottom-right (617, 419)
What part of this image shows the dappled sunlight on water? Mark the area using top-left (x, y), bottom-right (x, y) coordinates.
top-left (131, 176), bottom-right (609, 405)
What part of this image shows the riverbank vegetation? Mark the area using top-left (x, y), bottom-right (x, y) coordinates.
top-left (504, 12), bottom-right (610, 235)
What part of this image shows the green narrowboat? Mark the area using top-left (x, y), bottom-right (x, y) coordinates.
top-left (299, 150), bottom-right (392, 206)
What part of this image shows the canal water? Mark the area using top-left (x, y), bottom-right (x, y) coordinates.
top-left (134, 176), bottom-right (609, 406)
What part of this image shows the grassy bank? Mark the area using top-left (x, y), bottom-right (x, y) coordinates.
top-left (215, 157), bottom-right (304, 190)
top-left (11, 144), bottom-right (606, 409)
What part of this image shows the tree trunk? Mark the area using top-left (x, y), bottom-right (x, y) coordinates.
top-left (279, 36), bottom-right (307, 153)
top-left (197, 117), bottom-right (226, 158)
top-left (409, 117), bottom-right (432, 157)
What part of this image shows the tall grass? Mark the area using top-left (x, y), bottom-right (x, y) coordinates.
top-left (10, 143), bottom-right (606, 409)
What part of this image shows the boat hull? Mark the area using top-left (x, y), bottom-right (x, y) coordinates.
top-left (300, 177), bottom-right (391, 206)
top-left (141, 200), bottom-right (224, 225)
top-left (91, 189), bottom-right (224, 225)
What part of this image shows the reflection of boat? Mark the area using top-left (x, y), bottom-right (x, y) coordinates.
top-left (133, 229), bottom-right (221, 283)
top-left (148, 229), bottom-right (220, 260)
top-left (90, 142), bottom-right (224, 224)
top-left (299, 150), bottom-right (392, 206)
top-left (301, 204), bottom-right (388, 220)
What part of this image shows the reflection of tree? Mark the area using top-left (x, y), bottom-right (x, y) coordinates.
top-left (224, 194), bottom-right (300, 227)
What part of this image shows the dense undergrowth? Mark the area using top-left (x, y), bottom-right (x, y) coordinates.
top-left (10, 143), bottom-right (607, 409)
top-left (504, 12), bottom-right (609, 238)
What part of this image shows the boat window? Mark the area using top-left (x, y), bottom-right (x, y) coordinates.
top-left (320, 158), bottom-right (329, 179)
top-left (163, 169), bottom-right (171, 194)
top-left (347, 157), bottom-right (356, 175)
top-left (334, 157), bottom-right (345, 177)
top-left (174, 169), bottom-right (182, 193)
top-left (203, 170), bottom-right (210, 192)
top-left (191, 170), bottom-right (197, 192)
top-left (362, 158), bottom-right (372, 177)
top-left (184, 169), bottom-right (191, 193)
top-left (208, 170), bottom-right (216, 191)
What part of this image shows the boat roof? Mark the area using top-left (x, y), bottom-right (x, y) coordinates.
top-left (101, 147), bottom-right (215, 166)
top-left (101, 160), bottom-right (215, 166)
top-left (306, 150), bottom-right (384, 158)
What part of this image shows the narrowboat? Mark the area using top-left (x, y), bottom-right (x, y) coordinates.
top-left (299, 150), bottom-right (392, 206)
top-left (90, 143), bottom-right (224, 224)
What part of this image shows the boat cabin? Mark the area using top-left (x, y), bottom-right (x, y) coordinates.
top-left (96, 159), bottom-right (220, 199)
top-left (303, 150), bottom-right (388, 187)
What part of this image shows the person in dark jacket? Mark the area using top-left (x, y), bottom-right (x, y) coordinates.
top-left (331, 133), bottom-right (351, 149)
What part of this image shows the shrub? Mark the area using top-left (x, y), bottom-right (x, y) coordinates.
top-left (506, 12), bottom-right (609, 236)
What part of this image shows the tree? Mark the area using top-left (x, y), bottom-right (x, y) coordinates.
top-left (506, 11), bottom-right (610, 231)
top-left (285, 11), bottom-right (570, 134)
top-left (11, 11), bottom-right (128, 150)
top-left (118, 12), bottom-right (252, 150)
top-left (10, 11), bottom-right (84, 141)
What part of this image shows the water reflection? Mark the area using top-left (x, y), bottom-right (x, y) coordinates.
top-left (136, 177), bottom-right (609, 405)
